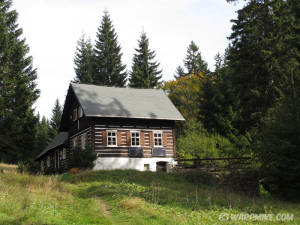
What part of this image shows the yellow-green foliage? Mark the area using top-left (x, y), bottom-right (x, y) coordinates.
top-left (162, 74), bottom-right (206, 120)
top-left (176, 120), bottom-right (238, 159)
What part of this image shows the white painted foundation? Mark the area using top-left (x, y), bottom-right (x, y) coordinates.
top-left (93, 157), bottom-right (177, 172)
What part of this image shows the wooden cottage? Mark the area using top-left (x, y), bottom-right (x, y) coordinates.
top-left (35, 83), bottom-right (185, 172)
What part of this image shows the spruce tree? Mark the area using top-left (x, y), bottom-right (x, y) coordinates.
top-left (94, 11), bottom-right (127, 87)
top-left (129, 32), bottom-right (162, 88)
top-left (225, 0), bottom-right (300, 198)
top-left (174, 41), bottom-right (210, 79)
top-left (34, 115), bottom-right (51, 155)
top-left (73, 34), bottom-right (94, 84)
top-left (49, 98), bottom-right (62, 138)
top-left (184, 41), bottom-right (210, 75)
top-left (174, 66), bottom-right (185, 79)
top-left (0, 0), bottom-right (39, 163)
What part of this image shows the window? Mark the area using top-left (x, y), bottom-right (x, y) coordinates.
top-left (59, 149), bottom-right (63, 160)
top-left (47, 156), bottom-right (50, 167)
top-left (78, 106), bottom-right (83, 118)
top-left (144, 164), bottom-right (150, 171)
top-left (73, 108), bottom-right (77, 121)
top-left (73, 137), bottom-right (77, 148)
top-left (107, 130), bottom-right (117, 146)
top-left (63, 148), bottom-right (66, 159)
top-left (131, 131), bottom-right (140, 146)
top-left (153, 131), bottom-right (163, 147)
top-left (81, 133), bottom-right (86, 149)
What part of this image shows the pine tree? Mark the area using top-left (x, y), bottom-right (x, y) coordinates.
top-left (200, 52), bottom-right (249, 153)
top-left (49, 98), bottom-right (62, 138)
top-left (73, 34), bottom-right (94, 84)
top-left (34, 115), bottom-right (51, 155)
top-left (174, 66), bottom-right (185, 79)
top-left (0, 0), bottom-right (40, 163)
top-left (175, 41), bottom-right (210, 79)
top-left (225, 0), bottom-right (300, 198)
top-left (94, 11), bottom-right (127, 87)
top-left (226, 0), bottom-right (287, 132)
top-left (129, 32), bottom-right (162, 88)
top-left (184, 41), bottom-right (209, 75)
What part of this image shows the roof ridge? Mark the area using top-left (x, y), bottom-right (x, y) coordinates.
top-left (71, 82), bottom-right (163, 91)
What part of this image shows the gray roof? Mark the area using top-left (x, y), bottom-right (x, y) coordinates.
top-left (35, 132), bottom-right (68, 160)
top-left (71, 83), bottom-right (185, 121)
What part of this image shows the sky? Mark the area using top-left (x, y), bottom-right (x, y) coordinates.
top-left (12, 0), bottom-right (244, 119)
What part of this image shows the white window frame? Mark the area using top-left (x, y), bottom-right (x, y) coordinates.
top-left (81, 133), bottom-right (86, 149)
top-left (73, 108), bottom-right (78, 121)
top-left (107, 130), bottom-right (117, 147)
top-left (153, 131), bottom-right (163, 147)
top-left (63, 148), bottom-right (66, 160)
top-left (73, 137), bottom-right (77, 148)
top-left (131, 131), bottom-right (141, 147)
top-left (78, 106), bottom-right (83, 118)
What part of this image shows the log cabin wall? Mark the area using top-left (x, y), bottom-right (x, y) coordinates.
top-left (67, 115), bottom-right (177, 160)
top-left (92, 126), bottom-right (176, 158)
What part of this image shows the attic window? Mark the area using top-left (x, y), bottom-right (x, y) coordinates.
top-left (73, 108), bottom-right (77, 121)
top-left (107, 130), bottom-right (117, 147)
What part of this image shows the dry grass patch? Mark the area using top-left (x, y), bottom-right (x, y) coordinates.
top-left (118, 197), bottom-right (146, 210)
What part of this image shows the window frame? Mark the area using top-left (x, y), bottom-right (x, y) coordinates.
top-left (130, 131), bottom-right (141, 147)
top-left (153, 131), bottom-right (163, 147)
top-left (78, 106), bottom-right (83, 118)
top-left (59, 149), bottom-right (63, 160)
top-left (62, 148), bottom-right (66, 160)
top-left (73, 108), bottom-right (78, 121)
top-left (81, 133), bottom-right (86, 149)
top-left (72, 137), bottom-right (77, 148)
top-left (107, 130), bottom-right (118, 147)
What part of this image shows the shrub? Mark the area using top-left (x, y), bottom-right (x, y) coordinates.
top-left (26, 160), bottom-right (41, 174)
top-left (69, 146), bottom-right (97, 169)
top-left (176, 120), bottom-right (238, 159)
top-left (17, 161), bottom-right (25, 173)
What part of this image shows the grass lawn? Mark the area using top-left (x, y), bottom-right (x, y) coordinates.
top-left (0, 163), bottom-right (299, 225)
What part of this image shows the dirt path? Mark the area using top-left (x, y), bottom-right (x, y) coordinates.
top-left (96, 197), bottom-right (111, 216)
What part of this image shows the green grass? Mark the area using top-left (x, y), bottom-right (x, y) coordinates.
top-left (0, 163), bottom-right (299, 224)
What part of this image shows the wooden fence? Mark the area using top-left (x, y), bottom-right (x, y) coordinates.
top-left (175, 157), bottom-right (252, 172)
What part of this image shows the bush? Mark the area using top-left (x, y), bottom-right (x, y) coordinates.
top-left (176, 120), bottom-right (239, 159)
top-left (17, 161), bottom-right (25, 173)
top-left (69, 146), bottom-right (97, 169)
top-left (26, 160), bottom-right (41, 174)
